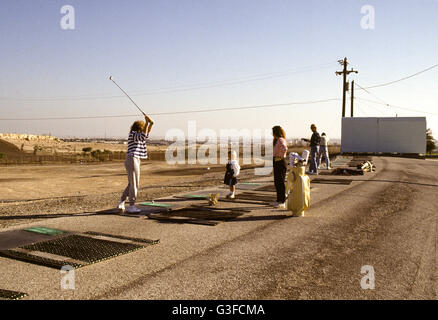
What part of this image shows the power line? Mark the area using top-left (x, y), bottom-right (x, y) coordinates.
top-left (355, 96), bottom-right (389, 116)
top-left (354, 82), bottom-right (390, 106)
top-left (0, 98), bottom-right (340, 121)
top-left (358, 63), bottom-right (438, 90)
top-left (0, 62), bottom-right (337, 102)
top-left (355, 97), bottom-right (438, 116)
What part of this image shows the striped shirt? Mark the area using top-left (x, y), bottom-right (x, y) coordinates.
top-left (127, 131), bottom-right (149, 159)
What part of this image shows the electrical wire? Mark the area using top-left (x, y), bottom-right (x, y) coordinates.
top-left (354, 82), bottom-right (390, 106)
top-left (0, 62), bottom-right (337, 102)
top-left (0, 97), bottom-right (340, 121)
top-left (355, 96), bottom-right (389, 116)
top-left (357, 63), bottom-right (438, 90)
top-left (355, 97), bottom-right (438, 116)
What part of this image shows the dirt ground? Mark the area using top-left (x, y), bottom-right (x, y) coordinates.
top-left (0, 159), bottom-right (262, 229)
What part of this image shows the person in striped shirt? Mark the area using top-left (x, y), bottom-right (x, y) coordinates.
top-left (117, 114), bottom-right (154, 213)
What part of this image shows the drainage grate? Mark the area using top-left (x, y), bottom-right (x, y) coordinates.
top-left (0, 289), bottom-right (28, 300)
top-left (311, 178), bottom-right (352, 185)
top-left (0, 233), bottom-right (159, 269)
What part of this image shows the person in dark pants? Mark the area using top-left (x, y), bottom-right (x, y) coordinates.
top-left (270, 125), bottom-right (288, 208)
top-left (303, 124), bottom-right (321, 175)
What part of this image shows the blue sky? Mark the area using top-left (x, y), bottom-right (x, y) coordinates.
top-left (0, 0), bottom-right (437, 139)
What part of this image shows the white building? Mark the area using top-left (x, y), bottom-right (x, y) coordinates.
top-left (341, 117), bottom-right (426, 154)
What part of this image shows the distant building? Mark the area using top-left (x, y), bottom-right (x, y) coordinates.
top-left (341, 117), bottom-right (426, 154)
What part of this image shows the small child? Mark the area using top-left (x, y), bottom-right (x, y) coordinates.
top-left (224, 150), bottom-right (240, 199)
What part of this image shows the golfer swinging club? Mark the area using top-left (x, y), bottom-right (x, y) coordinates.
top-left (109, 76), bottom-right (154, 213)
top-left (117, 113), bottom-right (154, 213)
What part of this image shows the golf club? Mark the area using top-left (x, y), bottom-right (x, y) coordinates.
top-left (109, 75), bottom-right (146, 116)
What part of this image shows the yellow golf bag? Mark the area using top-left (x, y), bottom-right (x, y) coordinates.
top-left (286, 166), bottom-right (310, 216)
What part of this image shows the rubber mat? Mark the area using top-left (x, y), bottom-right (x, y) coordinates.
top-left (84, 231), bottom-right (160, 245)
top-left (24, 227), bottom-right (65, 236)
top-left (180, 194), bottom-right (209, 199)
top-left (0, 249), bottom-right (84, 269)
top-left (0, 289), bottom-right (28, 300)
top-left (311, 178), bottom-right (352, 185)
top-left (255, 185), bottom-right (277, 192)
top-left (149, 207), bottom-right (247, 225)
top-left (149, 215), bottom-right (219, 226)
top-left (0, 233), bottom-right (159, 269)
top-left (139, 202), bottom-right (173, 208)
top-left (231, 192), bottom-right (276, 202)
top-left (0, 229), bottom-right (68, 251)
top-left (240, 182), bottom-right (262, 186)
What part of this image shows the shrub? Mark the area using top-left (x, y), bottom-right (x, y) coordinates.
top-left (426, 129), bottom-right (436, 155)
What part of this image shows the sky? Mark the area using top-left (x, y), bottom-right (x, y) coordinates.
top-left (0, 0), bottom-right (437, 139)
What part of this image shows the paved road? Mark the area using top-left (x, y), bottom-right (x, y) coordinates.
top-left (1, 157), bottom-right (437, 299)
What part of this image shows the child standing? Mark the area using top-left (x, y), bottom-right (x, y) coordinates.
top-left (224, 150), bottom-right (240, 199)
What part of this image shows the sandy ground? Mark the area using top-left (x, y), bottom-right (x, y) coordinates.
top-left (1, 136), bottom-right (129, 154)
top-left (0, 159), bottom-right (260, 228)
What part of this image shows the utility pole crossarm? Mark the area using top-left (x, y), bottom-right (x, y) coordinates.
top-left (335, 57), bottom-right (358, 118)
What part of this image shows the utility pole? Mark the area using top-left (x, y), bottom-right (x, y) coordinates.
top-left (336, 58), bottom-right (358, 117)
top-left (351, 80), bottom-right (354, 117)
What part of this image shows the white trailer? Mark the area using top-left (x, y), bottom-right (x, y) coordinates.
top-left (341, 117), bottom-right (426, 154)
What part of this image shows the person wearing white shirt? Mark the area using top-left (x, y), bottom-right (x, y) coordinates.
top-left (317, 132), bottom-right (331, 170)
top-left (224, 150), bottom-right (240, 199)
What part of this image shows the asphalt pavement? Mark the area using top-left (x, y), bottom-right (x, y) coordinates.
top-left (1, 156), bottom-right (437, 299)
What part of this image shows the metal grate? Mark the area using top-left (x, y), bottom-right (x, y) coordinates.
top-left (20, 234), bottom-right (143, 264)
top-left (0, 233), bottom-right (159, 269)
top-left (84, 232), bottom-right (160, 245)
top-left (0, 249), bottom-right (83, 269)
top-left (0, 289), bottom-right (28, 300)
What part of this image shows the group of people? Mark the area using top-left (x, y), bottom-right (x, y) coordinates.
top-left (303, 124), bottom-right (331, 175)
top-left (117, 116), bottom-right (328, 216)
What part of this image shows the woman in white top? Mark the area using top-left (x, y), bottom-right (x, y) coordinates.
top-left (117, 114), bottom-right (154, 213)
